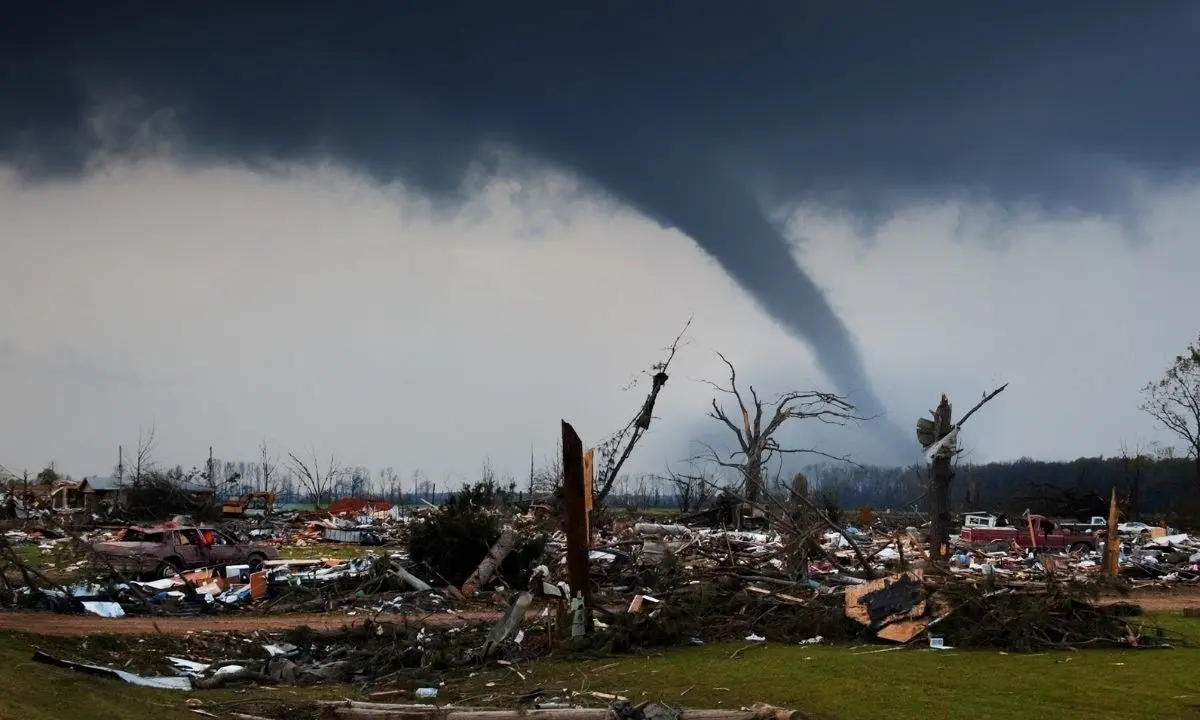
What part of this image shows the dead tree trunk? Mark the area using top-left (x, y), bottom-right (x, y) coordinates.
top-left (929, 395), bottom-right (954, 562)
top-left (783, 471), bottom-right (813, 577)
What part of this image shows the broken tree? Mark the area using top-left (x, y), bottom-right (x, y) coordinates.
top-left (562, 420), bottom-right (592, 632)
top-left (699, 352), bottom-right (862, 504)
top-left (917, 384), bottom-right (1008, 561)
top-left (462, 527), bottom-right (519, 594)
top-left (592, 318), bottom-right (691, 506)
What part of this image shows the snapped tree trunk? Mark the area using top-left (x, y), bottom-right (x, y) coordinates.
top-left (928, 395), bottom-right (954, 562)
top-left (561, 420), bottom-right (592, 631)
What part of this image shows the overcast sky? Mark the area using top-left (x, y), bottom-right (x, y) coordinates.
top-left (2, 3), bottom-right (1198, 480)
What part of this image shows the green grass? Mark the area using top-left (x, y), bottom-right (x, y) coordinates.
top-left (11, 545), bottom-right (43, 566)
top-left (444, 614), bottom-right (1200, 720)
top-left (0, 632), bottom-right (358, 720)
top-left (4, 542), bottom-right (87, 584)
top-left (2, 616), bottom-right (1198, 720)
top-left (277, 543), bottom-right (375, 561)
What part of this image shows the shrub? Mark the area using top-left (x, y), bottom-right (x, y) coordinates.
top-left (407, 480), bottom-right (546, 587)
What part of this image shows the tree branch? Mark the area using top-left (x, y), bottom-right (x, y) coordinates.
top-left (594, 317), bottom-right (692, 505)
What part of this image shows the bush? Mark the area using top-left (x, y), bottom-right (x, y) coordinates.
top-left (122, 474), bottom-right (219, 521)
top-left (407, 480), bottom-right (546, 587)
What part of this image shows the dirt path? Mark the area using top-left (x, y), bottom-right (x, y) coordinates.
top-left (1100, 590), bottom-right (1200, 612)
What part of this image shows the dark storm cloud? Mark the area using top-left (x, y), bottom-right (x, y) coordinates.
top-left (3, 1), bottom-right (1199, 459)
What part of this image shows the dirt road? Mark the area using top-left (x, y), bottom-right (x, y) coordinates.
top-left (0, 588), bottom-right (1196, 637)
top-left (1103, 590), bottom-right (1200, 613)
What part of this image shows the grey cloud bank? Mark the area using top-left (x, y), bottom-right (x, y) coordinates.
top-left (2, 160), bottom-right (1197, 480)
top-left (2, 3), bottom-right (1199, 476)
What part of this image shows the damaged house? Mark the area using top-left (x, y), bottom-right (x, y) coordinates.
top-left (70, 476), bottom-right (216, 512)
top-left (76, 476), bottom-right (129, 511)
top-left (50, 481), bottom-right (84, 511)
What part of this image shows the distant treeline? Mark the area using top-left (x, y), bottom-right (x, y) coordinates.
top-left (203, 453), bottom-right (1197, 522)
top-left (803, 456), bottom-right (1198, 520)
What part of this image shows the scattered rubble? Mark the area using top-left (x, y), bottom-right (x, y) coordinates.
top-left (2, 489), bottom-right (1196, 705)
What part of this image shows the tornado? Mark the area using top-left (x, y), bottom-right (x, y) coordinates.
top-left (540, 140), bottom-right (910, 456)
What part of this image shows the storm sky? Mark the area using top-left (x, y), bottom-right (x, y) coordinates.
top-left (2, 2), bottom-right (1198, 480)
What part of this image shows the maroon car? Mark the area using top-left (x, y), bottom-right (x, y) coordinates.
top-left (92, 523), bottom-right (279, 579)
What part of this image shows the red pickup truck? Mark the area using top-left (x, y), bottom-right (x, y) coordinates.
top-left (959, 514), bottom-right (1099, 552)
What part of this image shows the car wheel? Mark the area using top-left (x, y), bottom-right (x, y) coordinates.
top-left (157, 558), bottom-right (183, 579)
top-left (247, 553), bottom-right (265, 572)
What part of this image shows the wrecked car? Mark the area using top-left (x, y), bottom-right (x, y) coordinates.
top-left (92, 523), bottom-right (279, 579)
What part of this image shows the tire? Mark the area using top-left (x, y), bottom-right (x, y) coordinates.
top-left (156, 558), bottom-right (183, 579)
top-left (247, 553), bottom-right (265, 572)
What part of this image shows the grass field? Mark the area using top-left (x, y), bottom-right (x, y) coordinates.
top-left (445, 614), bottom-right (1200, 720)
top-left (1, 615), bottom-right (1197, 720)
top-left (277, 543), bottom-right (379, 561)
top-left (0, 632), bottom-right (354, 720)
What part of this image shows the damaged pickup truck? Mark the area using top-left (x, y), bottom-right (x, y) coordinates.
top-left (960, 514), bottom-right (1100, 553)
top-left (92, 523), bottom-right (279, 579)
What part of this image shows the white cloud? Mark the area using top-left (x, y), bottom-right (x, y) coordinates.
top-left (1, 147), bottom-right (1196, 481)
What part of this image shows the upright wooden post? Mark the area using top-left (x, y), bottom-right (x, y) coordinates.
top-left (561, 421), bottom-right (592, 631)
top-left (928, 395), bottom-right (954, 562)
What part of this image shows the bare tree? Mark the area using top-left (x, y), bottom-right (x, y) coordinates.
top-left (663, 465), bottom-right (713, 512)
top-left (123, 424), bottom-right (158, 483)
top-left (345, 466), bottom-right (371, 497)
top-left (593, 318), bottom-right (692, 506)
top-left (1141, 335), bottom-right (1200, 484)
top-left (525, 445), bottom-right (564, 501)
top-left (258, 440), bottom-right (278, 494)
top-left (698, 352), bottom-right (863, 503)
top-left (1119, 440), bottom-right (1157, 519)
top-left (410, 469), bottom-right (432, 503)
top-left (286, 446), bottom-right (342, 508)
top-left (380, 467), bottom-right (402, 504)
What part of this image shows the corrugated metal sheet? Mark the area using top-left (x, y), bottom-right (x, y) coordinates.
top-left (322, 528), bottom-right (363, 543)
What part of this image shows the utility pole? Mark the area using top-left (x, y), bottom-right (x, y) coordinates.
top-left (528, 443), bottom-right (535, 499)
top-left (117, 445), bottom-right (124, 486)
